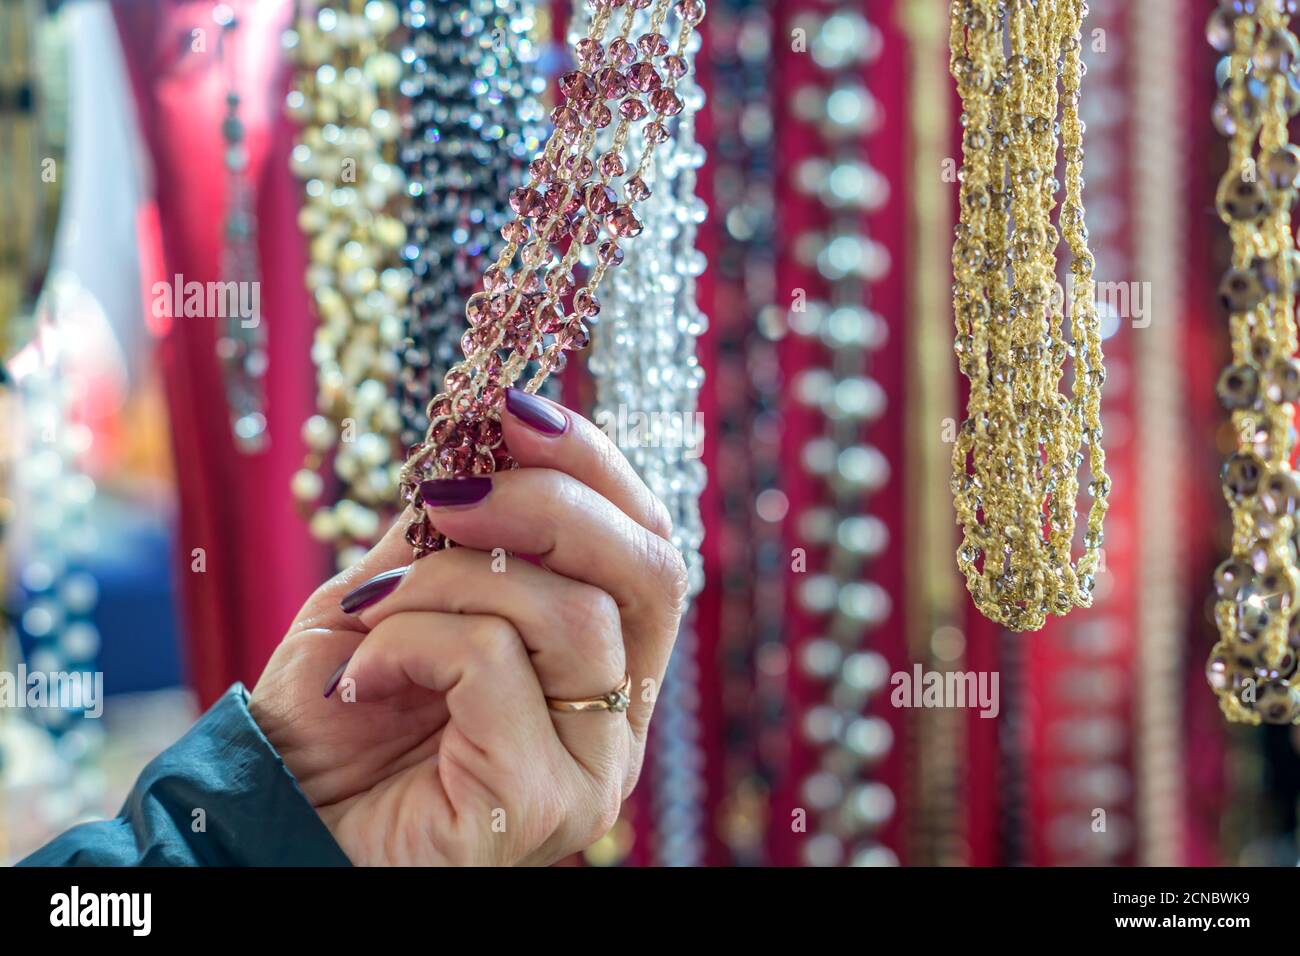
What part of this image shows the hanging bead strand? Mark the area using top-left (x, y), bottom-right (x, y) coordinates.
top-left (398, 0), bottom-right (709, 559)
top-left (1205, 0), bottom-right (1300, 724)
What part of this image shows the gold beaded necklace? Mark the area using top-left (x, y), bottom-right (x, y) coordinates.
top-left (1205, 1), bottom-right (1300, 725)
top-left (948, 0), bottom-right (1108, 632)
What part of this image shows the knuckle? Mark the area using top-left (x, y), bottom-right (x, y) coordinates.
top-left (589, 428), bottom-right (672, 539)
top-left (640, 532), bottom-right (690, 614)
top-left (466, 615), bottom-right (523, 667)
top-left (556, 586), bottom-right (624, 669)
top-left (643, 493), bottom-right (674, 541)
top-left (535, 468), bottom-right (579, 513)
top-left (585, 778), bottom-right (623, 847)
top-left (622, 728), bottom-right (645, 800)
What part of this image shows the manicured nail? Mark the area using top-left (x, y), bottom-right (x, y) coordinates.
top-left (340, 566), bottom-right (408, 614)
top-left (323, 657), bottom-right (351, 698)
top-left (419, 476), bottom-right (492, 508)
top-left (505, 387), bottom-right (568, 436)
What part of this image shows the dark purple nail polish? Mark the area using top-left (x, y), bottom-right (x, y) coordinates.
top-left (340, 566), bottom-right (408, 614)
top-left (419, 476), bottom-right (492, 508)
top-left (505, 387), bottom-right (568, 436)
top-left (323, 657), bottom-right (351, 699)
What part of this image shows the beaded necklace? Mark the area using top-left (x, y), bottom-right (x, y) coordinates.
top-left (1205, 0), bottom-right (1300, 725)
top-left (399, 0), bottom-right (708, 558)
top-left (286, 0), bottom-right (410, 568)
top-left (949, 0), bottom-right (1109, 631)
top-left (397, 0), bottom-right (547, 453)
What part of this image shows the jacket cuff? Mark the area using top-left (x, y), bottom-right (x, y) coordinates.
top-left (22, 683), bottom-right (352, 866)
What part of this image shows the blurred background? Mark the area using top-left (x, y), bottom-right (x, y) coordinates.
top-left (0, 0), bottom-right (1288, 866)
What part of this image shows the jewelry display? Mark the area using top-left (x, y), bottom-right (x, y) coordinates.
top-left (1035, 0), bottom-right (1136, 864)
top-left (214, 4), bottom-right (269, 453)
top-left (397, 0), bottom-right (708, 558)
top-left (568, 0), bottom-right (708, 865)
top-left (949, 0), bottom-right (1109, 631)
top-left (12, 277), bottom-right (105, 834)
top-left (285, 0), bottom-right (410, 568)
top-left (1205, 0), bottom-right (1300, 724)
top-left (397, 0), bottom-right (547, 452)
top-left (587, 36), bottom-right (707, 595)
top-left (709, 0), bottom-right (783, 866)
top-left (786, 3), bottom-right (894, 867)
top-left (1132, 0), bottom-right (1186, 863)
top-left (901, 0), bottom-right (966, 867)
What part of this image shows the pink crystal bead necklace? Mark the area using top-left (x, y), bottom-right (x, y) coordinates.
top-left (398, 0), bottom-right (708, 557)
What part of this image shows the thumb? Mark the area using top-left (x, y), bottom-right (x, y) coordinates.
top-left (291, 507), bottom-right (419, 633)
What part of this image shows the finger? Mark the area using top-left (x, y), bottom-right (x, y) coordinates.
top-left (353, 548), bottom-right (635, 784)
top-left (339, 610), bottom-right (619, 857)
top-left (501, 388), bottom-right (674, 540)
top-left (356, 548), bottom-right (627, 703)
top-left (420, 469), bottom-right (688, 622)
top-left (294, 508), bottom-right (415, 632)
top-left (418, 469), bottom-right (687, 738)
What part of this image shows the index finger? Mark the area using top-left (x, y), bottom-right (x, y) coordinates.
top-left (500, 388), bottom-right (674, 541)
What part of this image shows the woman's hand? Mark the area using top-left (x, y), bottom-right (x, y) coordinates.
top-left (248, 389), bottom-right (689, 865)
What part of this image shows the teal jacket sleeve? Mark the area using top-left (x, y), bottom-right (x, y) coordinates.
top-left (19, 683), bottom-right (352, 866)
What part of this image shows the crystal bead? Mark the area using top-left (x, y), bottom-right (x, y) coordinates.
top-left (627, 62), bottom-right (662, 92)
top-left (538, 303), bottom-right (566, 333)
top-left (1258, 27), bottom-right (1299, 71)
top-left (598, 240), bottom-right (625, 267)
top-left (586, 182), bottom-right (618, 214)
top-left (560, 70), bottom-right (597, 104)
top-left (1215, 363), bottom-right (1259, 410)
top-left (637, 32), bottom-right (668, 58)
top-left (509, 187), bottom-right (544, 218)
top-left (643, 120), bottom-right (670, 144)
top-left (1259, 469), bottom-right (1300, 517)
top-left (574, 289), bottom-right (601, 317)
top-left (674, 0), bottom-right (706, 24)
top-left (1222, 450), bottom-right (1265, 500)
top-left (546, 270), bottom-right (576, 296)
top-left (1257, 681), bottom-right (1300, 724)
top-left (1213, 558), bottom-right (1254, 600)
top-left (465, 292), bottom-right (492, 326)
top-left (1204, 654), bottom-right (1232, 693)
top-left (619, 97), bottom-right (649, 121)
top-left (624, 174), bottom-right (650, 202)
top-left (576, 38), bottom-right (605, 69)
top-left (561, 321), bottom-right (592, 350)
top-left (1262, 144), bottom-right (1300, 191)
top-left (596, 66), bottom-right (628, 99)
top-left (570, 214), bottom-right (600, 244)
top-left (1218, 266), bottom-right (1265, 313)
top-left (606, 205), bottom-right (644, 238)
top-left (1265, 358), bottom-right (1300, 403)
top-left (608, 37), bottom-right (636, 65)
top-left (1205, 8), bottom-right (1235, 53)
top-left (649, 88), bottom-right (682, 116)
top-left (600, 152), bottom-right (626, 177)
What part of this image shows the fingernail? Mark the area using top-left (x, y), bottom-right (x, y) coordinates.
top-left (340, 566), bottom-right (409, 614)
top-left (505, 387), bottom-right (568, 436)
top-left (323, 657), bottom-right (351, 698)
top-left (419, 476), bottom-right (492, 508)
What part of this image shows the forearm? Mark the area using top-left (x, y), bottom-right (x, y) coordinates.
top-left (19, 684), bottom-right (351, 867)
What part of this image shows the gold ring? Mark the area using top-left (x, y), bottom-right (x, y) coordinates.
top-left (547, 674), bottom-right (632, 714)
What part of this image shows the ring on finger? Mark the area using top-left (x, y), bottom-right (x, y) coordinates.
top-left (546, 674), bottom-right (632, 714)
